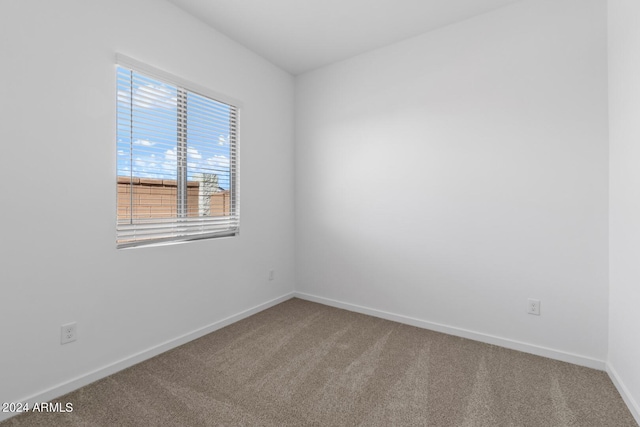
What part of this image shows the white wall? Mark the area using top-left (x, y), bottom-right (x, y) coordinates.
top-left (295, 0), bottom-right (609, 363)
top-left (608, 0), bottom-right (640, 420)
top-left (0, 0), bottom-right (294, 409)
top-left (6, 0), bottom-right (636, 420)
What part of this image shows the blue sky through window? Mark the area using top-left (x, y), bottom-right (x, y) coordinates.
top-left (116, 67), bottom-right (233, 190)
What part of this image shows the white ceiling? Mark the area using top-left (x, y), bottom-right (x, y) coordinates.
top-left (167, 0), bottom-right (522, 75)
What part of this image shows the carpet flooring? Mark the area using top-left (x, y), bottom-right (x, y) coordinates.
top-left (2, 298), bottom-right (637, 426)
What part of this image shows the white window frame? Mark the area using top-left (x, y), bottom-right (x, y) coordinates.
top-left (115, 54), bottom-right (241, 248)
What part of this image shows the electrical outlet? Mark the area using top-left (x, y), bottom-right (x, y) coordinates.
top-left (528, 299), bottom-right (541, 316)
top-left (268, 269), bottom-right (275, 281)
top-left (61, 322), bottom-right (77, 344)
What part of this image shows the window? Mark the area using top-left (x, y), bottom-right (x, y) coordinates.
top-left (116, 56), bottom-right (239, 248)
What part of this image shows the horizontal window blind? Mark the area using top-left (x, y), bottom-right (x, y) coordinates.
top-left (116, 59), bottom-right (239, 248)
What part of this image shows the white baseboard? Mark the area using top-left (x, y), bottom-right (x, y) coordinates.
top-left (294, 292), bottom-right (606, 371)
top-left (6, 292), bottom-right (628, 424)
top-left (0, 292), bottom-right (295, 423)
top-left (607, 363), bottom-right (640, 425)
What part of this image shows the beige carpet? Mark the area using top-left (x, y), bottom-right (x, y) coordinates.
top-left (3, 298), bottom-right (637, 426)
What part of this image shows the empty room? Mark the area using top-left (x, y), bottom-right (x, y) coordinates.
top-left (1, 0), bottom-right (639, 425)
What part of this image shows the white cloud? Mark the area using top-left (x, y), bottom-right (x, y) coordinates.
top-left (117, 83), bottom-right (177, 110)
top-left (187, 147), bottom-right (202, 159)
top-left (118, 146), bottom-right (231, 184)
top-left (135, 84), bottom-right (176, 109)
top-left (207, 155), bottom-right (229, 170)
top-left (163, 149), bottom-right (177, 173)
top-left (133, 139), bottom-right (156, 147)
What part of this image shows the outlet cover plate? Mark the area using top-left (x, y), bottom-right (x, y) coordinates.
top-left (528, 299), bottom-right (541, 316)
top-left (61, 322), bottom-right (77, 344)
